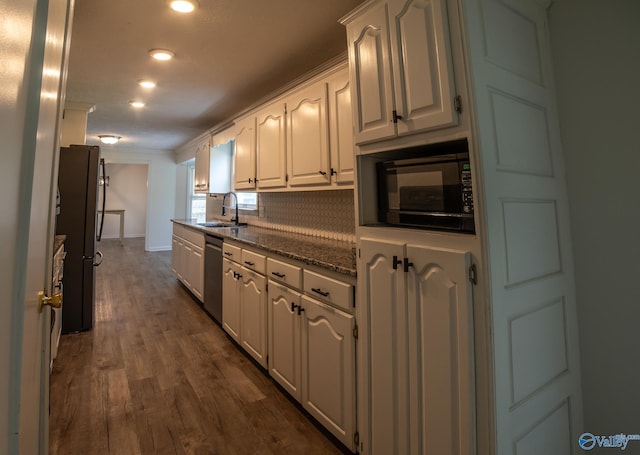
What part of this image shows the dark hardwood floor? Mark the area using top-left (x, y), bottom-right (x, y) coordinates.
top-left (50, 238), bottom-right (345, 455)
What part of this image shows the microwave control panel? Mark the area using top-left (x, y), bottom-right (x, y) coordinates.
top-left (461, 162), bottom-right (474, 214)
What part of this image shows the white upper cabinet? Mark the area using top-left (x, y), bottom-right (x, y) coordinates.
top-left (286, 81), bottom-right (331, 186)
top-left (343, 1), bottom-right (396, 144)
top-left (233, 116), bottom-right (256, 190)
top-left (193, 135), bottom-right (212, 193)
top-left (224, 63), bottom-right (354, 192)
top-left (343, 0), bottom-right (458, 144)
top-left (255, 102), bottom-right (287, 189)
top-left (327, 69), bottom-right (355, 184)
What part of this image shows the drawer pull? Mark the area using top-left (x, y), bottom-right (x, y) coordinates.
top-left (244, 261), bottom-right (255, 266)
top-left (311, 288), bottom-right (330, 298)
top-left (224, 252), bottom-right (233, 257)
top-left (271, 271), bottom-right (286, 278)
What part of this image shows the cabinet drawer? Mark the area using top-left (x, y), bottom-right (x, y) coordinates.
top-left (242, 248), bottom-right (266, 274)
top-left (223, 243), bottom-right (242, 262)
top-left (267, 257), bottom-right (302, 289)
top-left (183, 227), bottom-right (205, 248)
top-left (173, 223), bottom-right (186, 238)
top-left (303, 270), bottom-right (353, 312)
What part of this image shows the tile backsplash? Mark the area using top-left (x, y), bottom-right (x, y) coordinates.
top-left (207, 190), bottom-right (355, 242)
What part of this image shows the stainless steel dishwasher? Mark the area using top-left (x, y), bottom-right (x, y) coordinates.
top-left (204, 234), bottom-right (223, 324)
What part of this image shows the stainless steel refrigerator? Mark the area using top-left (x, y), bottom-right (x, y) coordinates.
top-left (56, 144), bottom-right (106, 333)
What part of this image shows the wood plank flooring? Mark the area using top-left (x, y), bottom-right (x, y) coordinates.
top-left (49, 238), bottom-right (346, 455)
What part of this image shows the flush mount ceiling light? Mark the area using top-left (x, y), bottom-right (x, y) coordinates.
top-left (149, 49), bottom-right (175, 61)
top-left (98, 135), bottom-right (121, 145)
top-left (137, 79), bottom-right (157, 88)
top-left (168, 0), bottom-right (198, 13)
top-left (129, 100), bottom-right (146, 108)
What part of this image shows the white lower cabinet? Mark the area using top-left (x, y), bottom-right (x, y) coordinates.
top-left (268, 277), bottom-right (357, 452)
top-left (240, 267), bottom-right (268, 367)
top-left (268, 280), bottom-right (302, 400)
top-left (171, 224), bottom-right (204, 302)
top-left (359, 237), bottom-right (475, 455)
top-left (171, 235), bottom-right (184, 280)
top-left (222, 258), bottom-right (242, 342)
top-left (222, 246), bottom-right (268, 368)
top-left (300, 294), bottom-right (356, 451)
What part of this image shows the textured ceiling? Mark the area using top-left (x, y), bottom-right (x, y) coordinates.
top-left (66, 0), bottom-right (364, 152)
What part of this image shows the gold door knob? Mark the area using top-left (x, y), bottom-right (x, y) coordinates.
top-left (39, 291), bottom-right (62, 312)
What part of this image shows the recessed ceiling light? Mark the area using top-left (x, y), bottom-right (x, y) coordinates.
top-left (149, 49), bottom-right (175, 61)
top-left (168, 0), bottom-right (198, 13)
top-left (137, 79), bottom-right (157, 89)
top-left (98, 135), bottom-right (121, 145)
top-left (129, 101), bottom-right (145, 108)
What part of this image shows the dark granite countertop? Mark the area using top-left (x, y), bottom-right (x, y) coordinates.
top-left (172, 219), bottom-right (356, 277)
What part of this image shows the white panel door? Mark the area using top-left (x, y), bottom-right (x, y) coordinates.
top-left (345, 0), bottom-right (396, 144)
top-left (358, 237), bottom-right (409, 455)
top-left (406, 245), bottom-right (474, 455)
top-left (256, 103), bottom-right (287, 189)
top-left (462, 0), bottom-right (583, 451)
top-left (286, 82), bottom-right (330, 186)
top-left (240, 268), bottom-right (268, 368)
top-left (222, 258), bottom-right (241, 342)
top-left (6, 0), bottom-right (74, 452)
top-left (267, 280), bottom-right (302, 400)
top-left (233, 116), bottom-right (256, 190)
top-left (301, 295), bottom-right (356, 451)
top-left (327, 68), bottom-right (355, 184)
top-left (388, 0), bottom-right (458, 135)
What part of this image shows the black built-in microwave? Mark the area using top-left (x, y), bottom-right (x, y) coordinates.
top-left (377, 139), bottom-right (475, 233)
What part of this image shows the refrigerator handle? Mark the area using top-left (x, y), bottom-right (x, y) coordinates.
top-left (97, 158), bottom-right (106, 241)
top-left (93, 250), bottom-right (104, 267)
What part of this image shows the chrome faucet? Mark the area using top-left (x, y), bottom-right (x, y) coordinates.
top-left (221, 191), bottom-right (240, 225)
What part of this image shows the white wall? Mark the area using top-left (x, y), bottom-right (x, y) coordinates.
top-left (549, 0), bottom-right (640, 434)
top-left (100, 163), bottom-right (147, 238)
top-left (174, 162), bottom-right (190, 220)
top-left (100, 147), bottom-right (176, 251)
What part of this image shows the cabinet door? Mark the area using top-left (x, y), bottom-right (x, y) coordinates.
top-left (234, 117), bottom-right (256, 190)
top-left (359, 237), bottom-right (409, 455)
top-left (388, 0), bottom-right (458, 135)
top-left (267, 280), bottom-right (302, 400)
top-left (300, 295), bottom-right (356, 451)
top-left (286, 83), bottom-right (330, 186)
top-left (241, 268), bottom-right (268, 368)
top-left (194, 138), bottom-right (211, 193)
top-left (345, 0), bottom-right (396, 144)
top-left (189, 245), bottom-right (204, 302)
top-left (171, 236), bottom-right (183, 279)
top-left (182, 241), bottom-right (194, 289)
top-left (222, 258), bottom-right (241, 342)
top-left (405, 245), bottom-right (473, 455)
top-left (256, 103), bottom-right (287, 189)
top-left (327, 69), bottom-right (355, 184)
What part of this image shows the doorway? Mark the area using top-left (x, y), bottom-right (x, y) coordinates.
top-left (99, 163), bottom-right (148, 242)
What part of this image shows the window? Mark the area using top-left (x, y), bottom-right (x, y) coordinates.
top-left (187, 163), bottom-right (206, 222)
top-left (236, 192), bottom-right (257, 211)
